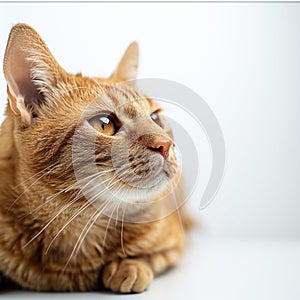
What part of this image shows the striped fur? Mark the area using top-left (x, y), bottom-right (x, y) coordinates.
top-left (0, 24), bottom-right (188, 293)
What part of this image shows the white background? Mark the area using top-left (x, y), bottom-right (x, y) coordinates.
top-left (0, 3), bottom-right (299, 300)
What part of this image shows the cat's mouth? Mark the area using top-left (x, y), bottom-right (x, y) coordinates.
top-left (117, 152), bottom-right (174, 185)
top-left (92, 153), bottom-right (178, 203)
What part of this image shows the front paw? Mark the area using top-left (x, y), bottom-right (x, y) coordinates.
top-left (102, 259), bottom-right (153, 293)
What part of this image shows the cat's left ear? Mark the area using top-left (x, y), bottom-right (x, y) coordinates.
top-left (111, 42), bottom-right (139, 82)
top-left (3, 23), bottom-right (66, 125)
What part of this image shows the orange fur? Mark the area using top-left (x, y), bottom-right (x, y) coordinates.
top-left (0, 24), bottom-right (188, 293)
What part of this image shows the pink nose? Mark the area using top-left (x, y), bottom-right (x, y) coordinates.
top-left (149, 136), bottom-right (173, 159)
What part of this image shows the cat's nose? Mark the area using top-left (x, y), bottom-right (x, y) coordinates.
top-left (148, 136), bottom-right (173, 159)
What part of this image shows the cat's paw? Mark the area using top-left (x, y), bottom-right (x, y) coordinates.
top-left (102, 259), bottom-right (153, 293)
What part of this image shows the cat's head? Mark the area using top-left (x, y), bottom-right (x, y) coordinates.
top-left (3, 24), bottom-right (179, 212)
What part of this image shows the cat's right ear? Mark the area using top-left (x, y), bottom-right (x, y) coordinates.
top-left (111, 42), bottom-right (139, 82)
top-left (3, 23), bottom-right (65, 125)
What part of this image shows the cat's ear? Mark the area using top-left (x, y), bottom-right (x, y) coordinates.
top-left (111, 42), bottom-right (139, 82)
top-left (3, 23), bottom-right (65, 125)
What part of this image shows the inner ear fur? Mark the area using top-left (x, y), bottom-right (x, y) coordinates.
top-left (3, 23), bottom-right (65, 125)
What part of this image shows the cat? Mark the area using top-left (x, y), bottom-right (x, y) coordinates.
top-left (0, 23), bottom-right (191, 293)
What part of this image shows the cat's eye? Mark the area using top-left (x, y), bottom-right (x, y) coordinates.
top-left (88, 114), bottom-right (117, 136)
top-left (151, 111), bottom-right (163, 127)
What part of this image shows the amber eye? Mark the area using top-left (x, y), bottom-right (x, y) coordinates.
top-left (88, 114), bottom-right (117, 136)
top-left (151, 111), bottom-right (163, 127)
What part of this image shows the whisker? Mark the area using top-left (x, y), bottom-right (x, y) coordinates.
top-left (13, 163), bottom-right (57, 189)
top-left (62, 177), bottom-right (125, 270)
top-left (168, 180), bottom-right (185, 235)
top-left (24, 173), bottom-right (116, 248)
top-left (19, 182), bottom-right (78, 220)
top-left (45, 173), bottom-right (121, 254)
top-left (33, 168), bottom-right (114, 219)
top-left (9, 165), bottom-right (57, 211)
top-left (23, 196), bottom-right (80, 248)
top-left (67, 200), bottom-right (110, 262)
top-left (120, 204), bottom-right (127, 257)
top-left (102, 184), bottom-right (125, 249)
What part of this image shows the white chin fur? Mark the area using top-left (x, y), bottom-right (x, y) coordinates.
top-left (87, 171), bottom-right (171, 207)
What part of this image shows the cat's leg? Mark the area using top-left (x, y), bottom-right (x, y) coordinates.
top-left (102, 246), bottom-right (182, 293)
top-left (146, 246), bottom-right (183, 276)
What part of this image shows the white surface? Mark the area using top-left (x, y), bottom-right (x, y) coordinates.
top-left (2, 231), bottom-right (300, 300)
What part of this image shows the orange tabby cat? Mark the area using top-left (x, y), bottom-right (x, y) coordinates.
top-left (0, 23), bottom-right (190, 293)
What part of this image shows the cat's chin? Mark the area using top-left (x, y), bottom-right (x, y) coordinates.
top-left (91, 170), bottom-right (180, 223)
top-left (118, 171), bottom-right (171, 203)
top-left (93, 170), bottom-right (173, 205)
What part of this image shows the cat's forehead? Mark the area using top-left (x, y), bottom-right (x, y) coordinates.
top-left (94, 84), bottom-right (160, 118)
